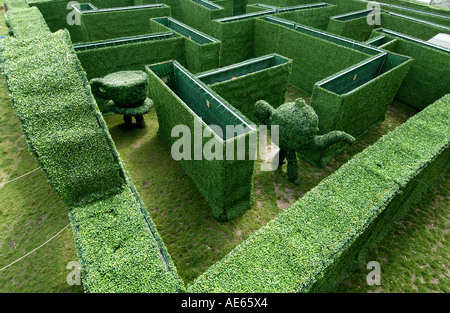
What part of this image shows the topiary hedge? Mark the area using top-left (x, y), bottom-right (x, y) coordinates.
top-left (0, 28), bottom-right (184, 292)
top-left (188, 94), bottom-right (450, 293)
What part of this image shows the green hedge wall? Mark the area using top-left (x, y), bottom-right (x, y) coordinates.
top-left (212, 17), bottom-right (256, 67)
top-left (4, 0), bottom-right (30, 11)
top-left (0, 29), bottom-right (184, 292)
top-left (327, 13), bottom-right (377, 41)
top-left (375, 2), bottom-right (450, 26)
top-left (380, 12), bottom-right (449, 41)
top-left (146, 61), bottom-right (256, 222)
top-left (5, 6), bottom-right (51, 39)
top-left (76, 36), bottom-right (186, 80)
top-left (79, 5), bottom-right (171, 41)
top-left (188, 93), bottom-right (450, 293)
top-left (273, 4), bottom-right (338, 30)
top-left (253, 18), bottom-right (371, 93)
top-left (197, 54), bottom-right (292, 122)
top-left (179, 0), bottom-right (227, 35)
top-left (302, 52), bottom-right (412, 167)
top-left (370, 29), bottom-right (450, 110)
top-left (150, 17), bottom-right (220, 73)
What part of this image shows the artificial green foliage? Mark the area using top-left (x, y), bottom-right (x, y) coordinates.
top-left (197, 54), bottom-right (292, 122)
top-left (273, 4), bottom-right (338, 30)
top-left (5, 6), bottom-right (51, 39)
top-left (4, 0), bottom-right (30, 11)
top-left (90, 70), bottom-right (152, 128)
top-left (146, 61), bottom-right (257, 221)
top-left (303, 53), bottom-right (411, 167)
top-left (212, 18), bottom-right (256, 67)
top-left (370, 29), bottom-right (450, 110)
top-left (150, 17), bottom-right (220, 73)
top-left (90, 70), bottom-right (148, 107)
top-left (253, 18), bottom-right (371, 93)
top-left (76, 35), bottom-right (186, 80)
top-left (327, 14), bottom-right (377, 41)
top-left (79, 4), bottom-right (171, 42)
top-left (254, 98), bottom-right (355, 182)
top-left (189, 94), bottom-right (450, 293)
top-left (179, 0), bottom-right (227, 35)
top-left (0, 29), bottom-right (184, 293)
top-left (374, 1), bottom-right (450, 26)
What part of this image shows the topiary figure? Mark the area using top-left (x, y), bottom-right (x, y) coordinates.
top-left (254, 98), bottom-right (356, 184)
top-left (90, 71), bottom-right (152, 129)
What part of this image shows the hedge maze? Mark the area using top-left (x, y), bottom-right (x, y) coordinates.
top-left (1, 0), bottom-right (449, 292)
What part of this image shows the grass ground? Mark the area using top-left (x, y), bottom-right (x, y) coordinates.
top-left (0, 9), bottom-right (448, 293)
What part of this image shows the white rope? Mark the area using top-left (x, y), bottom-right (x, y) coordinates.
top-left (0, 223), bottom-right (71, 273)
top-left (0, 167), bottom-right (40, 188)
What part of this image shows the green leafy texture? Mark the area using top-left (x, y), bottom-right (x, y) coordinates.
top-left (212, 17), bottom-right (256, 67)
top-left (274, 4), bottom-right (338, 30)
top-left (0, 30), bottom-right (184, 293)
top-left (301, 52), bottom-right (412, 167)
top-left (79, 5), bottom-right (171, 42)
top-left (327, 15), bottom-right (377, 42)
top-left (365, 0), bottom-right (450, 16)
top-left (146, 61), bottom-right (256, 222)
top-left (198, 54), bottom-right (292, 122)
top-left (253, 18), bottom-right (370, 93)
top-left (374, 1), bottom-right (450, 26)
top-left (371, 29), bottom-right (450, 110)
top-left (150, 17), bottom-right (220, 73)
top-left (5, 6), bottom-right (51, 39)
top-left (380, 12), bottom-right (449, 41)
top-left (178, 0), bottom-right (228, 35)
top-left (188, 94), bottom-right (450, 293)
top-left (4, 0), bottom-right (30, 11)
top-left (90, 70), bottom-right (148, 106)
top-left (254, 98), bottom-right (355, 182)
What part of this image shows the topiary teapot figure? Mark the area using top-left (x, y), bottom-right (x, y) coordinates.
top-left (254, 98), bottom-right (356, 184)
top-left (90, 70), bottom-right (153, 129)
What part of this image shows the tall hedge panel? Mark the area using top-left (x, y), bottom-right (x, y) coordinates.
top-left (149, 17), bottom-right (220, 73)
top-left (146, 61), bottom-right (257, 222)
top-left (370, 28), bottom-right (450, 110)
top-left (253, 18), bottom-right (371, 93)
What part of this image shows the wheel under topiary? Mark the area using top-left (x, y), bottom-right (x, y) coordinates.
top-left (254, 98), bottom-right (356, 184)
top-left (90, 70), bottom-right (153, 128)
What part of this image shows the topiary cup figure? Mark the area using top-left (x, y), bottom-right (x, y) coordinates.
top-left (254, 98), bottom-right (356, 184)
top-left (90, 70), bottom-right (153, 129)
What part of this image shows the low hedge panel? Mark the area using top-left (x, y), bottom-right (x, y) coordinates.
top-left (253, 18), bottom-right (370, 93)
